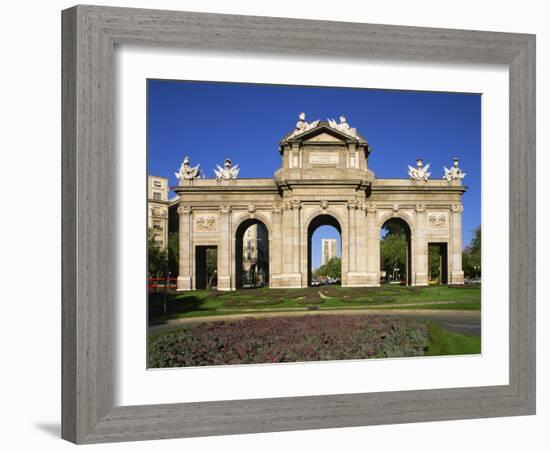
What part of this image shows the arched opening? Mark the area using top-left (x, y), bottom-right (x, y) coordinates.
top-left (307, 215), bottom-right (342, 286)
top-left (379, 217), bottom-right (412, 285)
top-left (235, 219), bottom-right (269, 289)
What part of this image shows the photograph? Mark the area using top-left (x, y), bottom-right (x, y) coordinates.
top-left (146, 80), bottom-right (482, 368)
top-left (1, 0), bottom-right (542, 447)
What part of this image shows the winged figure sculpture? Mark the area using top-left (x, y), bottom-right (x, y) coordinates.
top-left (214, 159), bottom-right (239, 180)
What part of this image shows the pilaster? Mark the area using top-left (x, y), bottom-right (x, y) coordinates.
top-left (217, 205), bottom-right (232, 291)
top-left (414, 204), bottom-right (429, 286)
top-left (450, 204), bottom-right (465, 284)
top-left (364, 204), bottom-right (381, 286)
top-left (176, 205), bottom-right (193, 291)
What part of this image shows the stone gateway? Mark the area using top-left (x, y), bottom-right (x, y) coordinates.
top-left (173, 115), bottom-right (466, 291)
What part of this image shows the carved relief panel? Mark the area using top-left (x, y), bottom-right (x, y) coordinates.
top-left (427, 212), bottom-right (448, 230)
top-left (194, 215), bottom-right (217, 232)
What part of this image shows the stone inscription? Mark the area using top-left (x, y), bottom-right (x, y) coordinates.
top-left (195, 215), bottom-right (217, 232)
top-left (309, 152), bottom-right (339, 166)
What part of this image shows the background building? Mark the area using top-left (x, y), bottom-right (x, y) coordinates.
top-left (321, 238), bottom-right (337, 266)
top-left (147, 175), bottom-right (170, 249)
top-left (242, 224), bottom-right (269, 287)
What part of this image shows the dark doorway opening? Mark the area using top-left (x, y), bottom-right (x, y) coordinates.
top-left (235, 219), bottom-right (269, 289)
top-left (307, 215), bottom-right (342, 287)
top-left (379, 217), bottom-right (412, 285)
top-left (428, 242), bottom-right (449, 284)
top-left (195, 245), bottom-right (218, 290)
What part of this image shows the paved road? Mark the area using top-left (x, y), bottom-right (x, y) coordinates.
top-left (381, 310), bottom-right (481, 337)
top-left (149, 309), bottom-right (481, 337)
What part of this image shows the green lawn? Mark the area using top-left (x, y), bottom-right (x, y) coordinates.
top-left (149, 284), bottom-right (481, 322)
top-left (425, 322), bottom-right (481, 355)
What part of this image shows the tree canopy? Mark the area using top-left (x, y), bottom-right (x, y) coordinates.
top-left (147, 229), bottom-right (167, 277)
top-left (314, 257), bottom-right (341, 279)
top-left (462, 226), bottom-right (481, 279)
top-left (380, 233), bottom-right (407, 279)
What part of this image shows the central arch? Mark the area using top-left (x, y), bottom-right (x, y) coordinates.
top-left (307, 214), bottom-right (342, 286)
top-left (235, 218), bottom-right (270, 289)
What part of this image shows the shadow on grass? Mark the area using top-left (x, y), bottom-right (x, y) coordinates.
top-left (149, 293), bottom-right (206, 324)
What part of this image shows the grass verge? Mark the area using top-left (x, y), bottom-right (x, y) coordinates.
top-left (425, 322), bottom-right (481, 356)
top-left (149, 285), bottom-right (481, 322)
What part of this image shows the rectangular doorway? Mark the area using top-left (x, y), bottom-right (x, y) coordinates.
top-left (195, 246), bottom-right (218, 290)
top-left (428, 243), bottom-right (448, 284)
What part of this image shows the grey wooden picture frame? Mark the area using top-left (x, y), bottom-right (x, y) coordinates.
top-left (62, 5), bottom-right (536, 444)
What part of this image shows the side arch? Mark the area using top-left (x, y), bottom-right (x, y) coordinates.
top-left (378, 213), bottom-right (413, 286)
top-left (232, 211), bottom-right (273, 237)
top-left (376, 210), bottom-right (415, 234)
top-left (234, 216), bottom-right (270, 289)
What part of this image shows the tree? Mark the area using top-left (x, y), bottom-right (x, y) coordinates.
top-left (315, 257), bottom-right (341, 279)
top-left (380, 233), bottom-right (407, 279)
top-left (470, 226), bottom-right (481, 254)
top-left (147, 229), bottom-right (167, 277)
top-left (205, 248), bottom-right (218, 288)
top-left (167, 232), bottom-right (179, 277)
top-left (428, 245), bottom-right (441, 282)
top-left (383, 221), bottom-right (406, 237)
top-left (462, 225), bottom-right (481, 279)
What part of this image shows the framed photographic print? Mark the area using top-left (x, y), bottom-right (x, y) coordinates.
top-left (62, 5), bottom-right (535, 444)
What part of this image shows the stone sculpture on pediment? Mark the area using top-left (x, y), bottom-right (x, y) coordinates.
top-left (408, 158), bottom-right (431, 181)
top-left (214, 159), bottom-right (239, 180)
top-left (175, 156), bottom-right (201, 182)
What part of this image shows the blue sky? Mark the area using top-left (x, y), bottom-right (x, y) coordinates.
top-left (147, 79), bottom-right (481, 269)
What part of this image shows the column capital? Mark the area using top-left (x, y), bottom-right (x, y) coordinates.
top-left (347, 199), bottom-right (359, 210)
top-left (290, 200), bottom-right (301, 210)
top-left (177, 205), bottom-right (192, 216)
top-left (219, 205), bottom-right (231, 214)
top-left (272, 203), bottom-right (283, 214)
top-left (415, 204), bottom-right (427, 214)
top-left (451, 204), bottom-right (464, 214)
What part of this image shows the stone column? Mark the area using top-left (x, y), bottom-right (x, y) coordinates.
top-left (347, 200), bottom-right (357, 273)
top-left (364, 204), bottom-right (380, 286)
top-left (270, 204), bottom-right (283, 287)
top-left (450, 204), bottom-right (465, 284)
top-left (273, 200), bottom-right (301, 288)
top-left (354, 202), bottom-right (368, 275)
top-left (176, 205), bottom-right (193, 290)
top-left (414, 205), bottom-right (429, 286)
top-left (291, 200), bottom-right (303, 286)
top-left (281, 202), bottom-right (294, 275)
top-left (217, 205), bottom-right (232, 291)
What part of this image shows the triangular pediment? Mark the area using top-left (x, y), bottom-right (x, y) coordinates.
top-left (304, 131), bottom-right (345, 143)
top-left (283, 123), bottom-right (357, 144)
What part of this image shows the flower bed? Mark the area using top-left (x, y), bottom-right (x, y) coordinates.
top-left (148, 314), bottom-right (429, 367)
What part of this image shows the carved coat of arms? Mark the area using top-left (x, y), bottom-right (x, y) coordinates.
top-left (428, 213), bottom-right (447, 229)
top-left (195, 216), bottom-right (217, 232)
